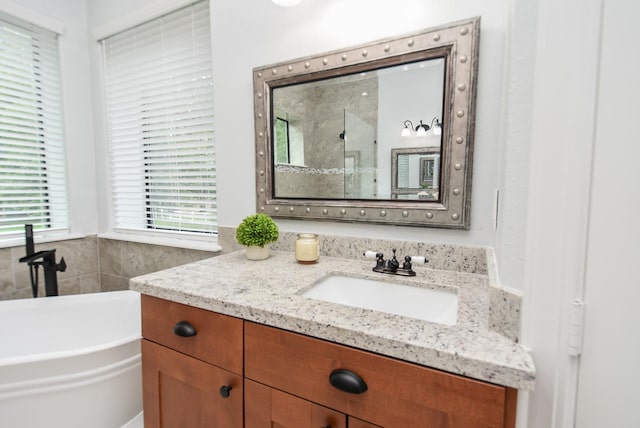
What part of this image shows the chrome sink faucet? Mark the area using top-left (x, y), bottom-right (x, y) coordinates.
top-left (363, 248), bottom-right (427, 277)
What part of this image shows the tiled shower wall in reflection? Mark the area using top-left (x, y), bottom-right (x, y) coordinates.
top-left (0, 236), bottom-right (216, 301)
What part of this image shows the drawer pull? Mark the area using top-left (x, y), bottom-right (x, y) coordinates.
top-left (173, 320), bottom-right (197, 337)
top-left (329, 369), bottom-right (368, 394)
top-left (219, 385), bottom-right (233, 398)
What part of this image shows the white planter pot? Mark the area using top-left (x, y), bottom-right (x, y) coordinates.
top-left (245, 244), bottom-right (270, 260)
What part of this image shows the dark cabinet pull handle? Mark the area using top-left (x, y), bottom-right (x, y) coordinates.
top-left (173, 320), bottom-right (197, 337)
top-left (219, 385), bottom-right (233, 398)
top-left (329, 369), bottom-right (368, 394)
top-left (322, 425), bottom-right (332, 428)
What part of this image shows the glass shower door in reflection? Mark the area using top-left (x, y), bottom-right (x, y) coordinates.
top-left (343, 111), bottom-right (377, 199)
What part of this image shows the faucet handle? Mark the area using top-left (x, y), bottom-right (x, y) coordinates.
top-left (57, 257), bottom-right (67, 272)
top-left (363, 250), bottom-right (379, 260)
top-left (410, 256), bottom-right (427, 265)
top-left (363, 250), bottom-right (385, 264)
top-left (364, 250), bottom-right (386, 272)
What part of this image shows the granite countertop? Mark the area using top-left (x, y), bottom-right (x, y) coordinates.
top-left (130, 250), bottom-right (536, 390)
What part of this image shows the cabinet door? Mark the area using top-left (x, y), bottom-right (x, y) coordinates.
top-left (245, 379), bottom-right (346, 428)
top-left (246, 322), bottom-right (516, 428)
top-left (142, 340), bottom-right (243, 428)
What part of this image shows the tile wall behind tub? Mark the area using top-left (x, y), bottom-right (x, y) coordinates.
top-left (0, 236), bottom-right (100, 300)
top-left (98, 238), bottom-right (217, 292)
top-left (0, 236), bottom-right (218, 300)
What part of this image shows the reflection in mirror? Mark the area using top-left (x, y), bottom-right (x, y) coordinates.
top-left (254, 17), bottom-right (480, 228)
top-left (392, 147), bottom-right (441, 200)
top-left (272, 59), bottom-right (444, 200)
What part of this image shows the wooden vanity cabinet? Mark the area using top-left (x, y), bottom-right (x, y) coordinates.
top-left (141, 295), bottom-right (244, 428)
top-left (244, 321), bottom-right (517, 428)
top-left (140, 296), bottom-right (517, 428)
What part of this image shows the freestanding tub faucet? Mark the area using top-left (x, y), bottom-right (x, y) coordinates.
top-left (18, 225), bottom-right (66, 297)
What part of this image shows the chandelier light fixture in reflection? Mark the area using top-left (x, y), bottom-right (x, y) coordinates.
top-left (401, 118), bottom-right (442, 137)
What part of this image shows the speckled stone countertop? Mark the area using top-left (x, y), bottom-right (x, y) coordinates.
top-left (130, 250), bottom-right (535, 390)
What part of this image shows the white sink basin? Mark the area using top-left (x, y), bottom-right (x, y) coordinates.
top-left (301, 275), bottom-right (458, 325)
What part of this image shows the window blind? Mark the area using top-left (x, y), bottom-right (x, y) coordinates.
top-left (0, 13), bottom-right (67, 236)
top-left (102, 0), bottom-right (216, 235)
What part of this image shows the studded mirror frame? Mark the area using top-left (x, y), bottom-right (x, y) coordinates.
top-left (253, 17), bottom-right (480, 229)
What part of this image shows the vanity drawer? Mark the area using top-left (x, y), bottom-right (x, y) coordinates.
top-left (245, 322), bottom-right (516, 428)
top-left (141, 295), bottom-right (243, 374)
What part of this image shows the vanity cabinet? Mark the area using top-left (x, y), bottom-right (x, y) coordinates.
top-left (244, 322), bottom-right (517, 428)
top-left (141, 295), bottom-right (244, 427)
top-left (141, 296), bottom-right (517, 428)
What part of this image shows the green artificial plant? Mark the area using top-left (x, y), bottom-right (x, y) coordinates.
top-left (235, 213), bottom-right (279, 248)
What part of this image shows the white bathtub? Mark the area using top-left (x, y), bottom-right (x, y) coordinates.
top-left (0, 290), bottom-right (143, 428)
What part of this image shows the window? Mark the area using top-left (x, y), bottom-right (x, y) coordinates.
top-left (273, 111), bottom-right (304, 166)
top-left (0, 13), bottom-right (67, 236)
top-left (101, 0), bottom-right (216, 236)
top-left (274, 117), bottom-right (290, 164)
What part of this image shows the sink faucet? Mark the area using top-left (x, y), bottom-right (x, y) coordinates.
top-left (363, 248), bottom-right (427, 277)
top-left (18, 225), bottom-right (66, 297)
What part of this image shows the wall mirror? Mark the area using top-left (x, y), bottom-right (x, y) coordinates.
top-left (253, 17), bottom-right (480, 228)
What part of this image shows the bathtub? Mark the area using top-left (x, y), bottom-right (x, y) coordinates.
top-left (0, 290), bottom-right (143, 428)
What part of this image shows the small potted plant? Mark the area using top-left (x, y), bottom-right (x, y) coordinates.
top-left (235, 213), bottom-right (279, 260)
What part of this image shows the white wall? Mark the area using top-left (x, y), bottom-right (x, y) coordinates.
top-left (493, 0), bottom-right (537, 292)
top-left (0, 0), bottom-right (98, 236)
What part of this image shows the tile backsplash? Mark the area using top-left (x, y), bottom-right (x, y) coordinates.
top-left (218, 226), bottom-right (488, 274)
top-left (271, 231), bottom-right (489, 274)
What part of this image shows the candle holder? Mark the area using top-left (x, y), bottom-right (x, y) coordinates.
top-left (295, 233), bottom-right (319, 264)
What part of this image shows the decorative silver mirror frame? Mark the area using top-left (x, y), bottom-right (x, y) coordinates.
top-left (253, 17), bottom-right (480, 228)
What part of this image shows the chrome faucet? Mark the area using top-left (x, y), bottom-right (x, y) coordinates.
top-left (363, 248), bottom-right (427, 277)
top-left (18, 225), bottom-right (66, 297)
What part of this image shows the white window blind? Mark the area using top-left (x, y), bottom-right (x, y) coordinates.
top-left (0, 13), bottom-right (67, 236)
top-left (102, 0), bottom-right (216, 235)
